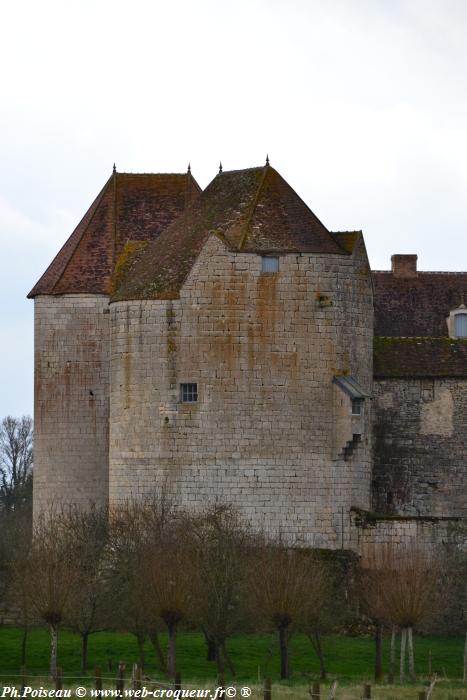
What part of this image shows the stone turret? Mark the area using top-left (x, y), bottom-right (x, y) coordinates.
top-left (108, 166), bottom-right (374, 547)
top-left (28, 168), bottom-right (201, 517)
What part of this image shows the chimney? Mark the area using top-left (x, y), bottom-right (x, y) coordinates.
top-left (391, 254), bottom-right (418, 278)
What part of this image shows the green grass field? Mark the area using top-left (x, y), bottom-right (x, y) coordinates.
top-left (0, 628), bottom-right (465, 687)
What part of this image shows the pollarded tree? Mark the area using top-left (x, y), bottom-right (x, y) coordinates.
top-left (108, 495), bottom-right (173, 672)
top-left (24, 510), bottom-right (79, 679)
top-left (63, 505), bottom-right (109, 673)
top-left (250, 539), bottom-right (324, 680)
top-left (191, 504), bottom-right (251, 676)
top-left (2, 507), bottom-right (33, 664)
top-left (373, 544), bottom-right (440, 682)
top-left (299, 554), bottom-right (342, 681)
top-left (357, 547), bottom-right (392, 683)
top-left (144, 515), bottom-right (195, 679)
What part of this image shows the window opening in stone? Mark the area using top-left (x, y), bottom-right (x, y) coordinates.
top-left (180, 383), bottom-right (198, 403)
top-left (351, 398), bottom-right (363, 415)
top-left (261, 256), bottom-right (279, 273)
top-left (455, 313), bottom-right (467, 337)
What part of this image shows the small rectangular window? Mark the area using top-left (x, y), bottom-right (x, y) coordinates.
top-left (180, 383), bottom-right (198, 403)
top-left (261, 256), bottom-right (279, 273)
top-left (352, 398), bottom-right (363, 415)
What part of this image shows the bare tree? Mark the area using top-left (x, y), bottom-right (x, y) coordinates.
top-left (356, 555), bottom-right (389, 682)
top-left (23, 511), bottom-right (79, 678)
top-left (144, 515), bottom-right (195, 679)
top-left (63, 505), bottom-right (109, 673)
top-left (250, 540), bottom-right (323, 680)
top-left (0, 416), bottom-right (33, 511)
top-left (1, 508), bottom-right (33, 663)
top-left (109, 497), bottom-right (172, 672)
top-left (191, 505), bottom-right (250, 676)
top-left (300, 556), bottom-right (340, 681)
top-left (361, 543), bottom-right (440, 683)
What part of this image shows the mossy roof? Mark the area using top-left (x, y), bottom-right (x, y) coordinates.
top-left (331, 231), bottom-right (362, 253)
top-left (374, 336), bottom-right (467, 378)
top-left (112, 165), bottom-right (347, 302)
top-left (373, 271), bottom-right (467, 337)
top-left (28, 171), bottom-right (201, 297)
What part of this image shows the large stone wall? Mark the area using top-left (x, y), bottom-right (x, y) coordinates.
top-left (33, 295), bottom-right (110, 517)
top-left (109, 235), bottom-right (373, 547)
top-left (372, 378), bottom-right (467, 517)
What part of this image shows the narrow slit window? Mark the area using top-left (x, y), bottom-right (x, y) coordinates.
top-left (455, 313), bottom-right (467, 337)
top-left (352, 398), bottom-right (363, 415)
top-left (261, 256), bottom-right (279, 273)
top-left (180, 383), bottom-right (198, 403)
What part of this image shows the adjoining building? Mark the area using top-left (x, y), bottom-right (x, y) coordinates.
top-left (28, 163), bottom-right (467, 551)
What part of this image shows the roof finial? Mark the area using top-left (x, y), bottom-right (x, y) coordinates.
top-left (113, 163), bottom-right (116, 173)
top-left (187, 162), bottom-right (191, 173)
top-left (265, 154), bottom-right (270, 166)
top-left (219, 161), bottom-right (223, 173)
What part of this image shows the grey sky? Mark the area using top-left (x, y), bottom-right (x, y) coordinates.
top-left (2, 0), bottom-right (467, 417)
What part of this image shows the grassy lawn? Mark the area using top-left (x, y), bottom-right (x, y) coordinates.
top-left (0, 627), bottom-right (465, 687)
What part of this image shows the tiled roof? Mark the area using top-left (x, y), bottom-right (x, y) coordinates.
top-left (374, 337), bottom-right (467, 378)
top-left (28, 171), bottom-right (201, 297)
top-left (373, 271), bottom-right (467, 337)
top-left (112, 165), bottom-right (346, 301)
top-left (331, 231), bottom-right (362, 253)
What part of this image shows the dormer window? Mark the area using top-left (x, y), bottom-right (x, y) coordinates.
top-left (333, 375), bottom-right (370, 419)
top-left (447, 305), bottom-right (467, 338)
top-left (455, 313), bottom-right (467, 338)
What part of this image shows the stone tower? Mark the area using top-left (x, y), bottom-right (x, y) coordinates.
top-left (28, 170), bottom-right (201, 515)
top-left (29, 163), bottom-right (374, 548)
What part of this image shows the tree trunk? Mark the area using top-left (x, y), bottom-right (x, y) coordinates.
top-left (308, 631), bottom-right (327, 680)
top-left (50, 624), bottom-right (59, 679)
top-left (222, 642), bottom-right (236, 677)
top-left (137, 633), bottom-right (145, 671)
top-left (215, 640), bottom-right (225, 675)
top-left (202, 628), bottom-right (217, 662)
top-left (374, 622), bottom-right (384, 682)
top-left (400, 627), bottom-right (407, 683)
top-left (167, 622), bottom-right (178, 678)
top-left (278, 624), bottom-right (289, 680)
top-left (407, 626), bottom-right (416, 682)
top-left (149, 629), bottom-right (166, 671)
top-left (388, 626), bottom-right (396, 685)
top-left (81, 632), bottom-right (89, 674)
top-left (21, 625), bottom-right (28, 667)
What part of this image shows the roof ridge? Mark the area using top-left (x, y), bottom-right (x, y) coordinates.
top-left (116, 172), bottom-right (191, 177)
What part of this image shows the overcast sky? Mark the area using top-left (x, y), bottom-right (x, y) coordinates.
top-left (2, 0), bottom-right (467, 417)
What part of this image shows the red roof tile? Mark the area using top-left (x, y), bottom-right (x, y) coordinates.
top-left (112, 165), bottom-right (346, 302)
top-left (28, 171), bottom-right (201, 298)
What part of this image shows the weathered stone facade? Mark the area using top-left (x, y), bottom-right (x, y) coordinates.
top-left (29, 165), bottom-right (467, 552)
top-left (372, 378), bottom-right (467, 518)
top-left (109, 235), bottom-right (373, 547)
top-left (33, 295), bottom-right (110, 514)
